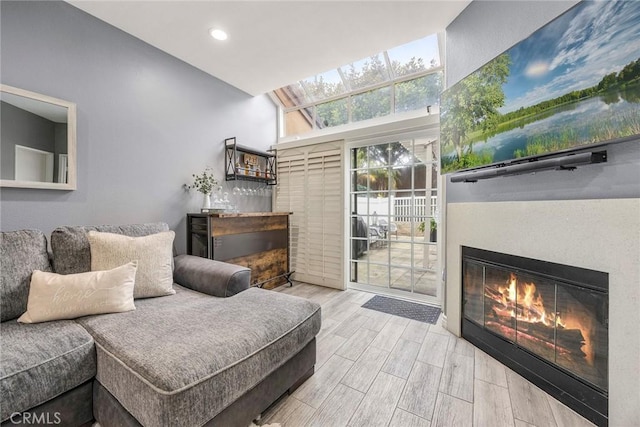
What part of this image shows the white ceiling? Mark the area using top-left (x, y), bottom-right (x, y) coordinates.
top-left (68, 1), bottom-right (471, 96)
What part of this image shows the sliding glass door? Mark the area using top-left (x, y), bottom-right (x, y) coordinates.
top-left (349, 137), bottom-right (439, 303)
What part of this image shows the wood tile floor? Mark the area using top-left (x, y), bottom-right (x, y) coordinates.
top-left (262, 283), bottom-right (595, 427)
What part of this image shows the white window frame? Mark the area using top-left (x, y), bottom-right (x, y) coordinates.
top-left (345, 131), bottom-right (443, 306)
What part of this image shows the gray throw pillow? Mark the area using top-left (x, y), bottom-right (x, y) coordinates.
top-left (51, 223), bottom-right (170, 275)
top-left (0, 230), bottom-right (52, 321)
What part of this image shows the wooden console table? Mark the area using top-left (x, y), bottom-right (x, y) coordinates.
top-left (186, 212), bottom-right (292, 289)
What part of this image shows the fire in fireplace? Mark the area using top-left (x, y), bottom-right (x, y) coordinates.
top-left (462, 247), bottom-right (608, 426)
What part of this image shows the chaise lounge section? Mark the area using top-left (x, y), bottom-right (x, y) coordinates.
top-left (1, 223), bottom-right (321, 427)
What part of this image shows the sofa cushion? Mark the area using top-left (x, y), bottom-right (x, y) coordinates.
top-left (88, 230), bottom-right (175, 298)
top-left (0, 229), bottom-right (52, 322)
top-left (173, 254), bottom-right (251, 297)
top-left (50, 222), bottom-right (169, 275)
top-left (18, 262), bottom-right (137, 324)
top-left (76, 286), bottom-right (321, 427)
top-left (0, 320), bottom-right (96, 422)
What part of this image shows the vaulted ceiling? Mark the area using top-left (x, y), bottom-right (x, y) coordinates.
top-left (69, 1), bottom-right (470, 96)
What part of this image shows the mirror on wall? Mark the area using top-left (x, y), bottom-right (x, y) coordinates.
top-left (1, 84), bottom-right (76, 190)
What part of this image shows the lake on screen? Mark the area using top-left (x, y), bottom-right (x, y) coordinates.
top-left (470, 93), bottom-right (639, 162)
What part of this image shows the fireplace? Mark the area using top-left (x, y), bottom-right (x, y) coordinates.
top-left (461, 247), bottom-right (608, 426)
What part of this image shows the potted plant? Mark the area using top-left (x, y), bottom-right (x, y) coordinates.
top-left (188, 168), bottom-right (218, 208)
top-left (430, 218), bottom-right (437, 243)
top-left (418, 218), bottom-right (438, 242)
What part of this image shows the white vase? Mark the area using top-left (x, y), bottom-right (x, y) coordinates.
top-left (202, 193), bottom-right (211, 208)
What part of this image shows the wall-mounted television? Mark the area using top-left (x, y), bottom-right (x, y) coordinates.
top-left (440, 0), bottom-right (640, 174)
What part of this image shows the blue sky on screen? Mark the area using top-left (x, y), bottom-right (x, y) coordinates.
top-left (501, 0), bottom-right (640, 114)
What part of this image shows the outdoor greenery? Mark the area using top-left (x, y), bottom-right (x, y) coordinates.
top-left (317, 98), bottom-right (348, 128)
top-left (417, 218), bottom-right (437, 233)
top-left (345, 54), bottom-right (388, 90)
top-left (441, 56), bottom-right (640, 173)
top-left (307, 57), bottom-right (442, 129)
top-left (352, 140), bottom-right (440, 200)
top-left (396, 72), bottom-right (442, 113)
top-left (351, 87), bottom-right (391, 123)
top-left (353, 144), bottom-right (407, 192)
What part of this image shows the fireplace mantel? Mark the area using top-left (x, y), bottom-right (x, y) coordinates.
top-left (445, 199), bottom-right (640, 426)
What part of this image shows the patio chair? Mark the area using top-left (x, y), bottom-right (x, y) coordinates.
top-left (369, 226), bottom-right (382, 248)
top-left (377, 218), bottom-right (398, 240)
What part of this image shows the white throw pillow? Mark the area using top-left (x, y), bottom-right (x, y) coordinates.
top-left (88, 230), bottom-right (176, 298)
top-left (18, 261), bottom-right (137, 324)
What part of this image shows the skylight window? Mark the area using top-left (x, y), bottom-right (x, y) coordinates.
top-left (317, 98), bottom-right (348, 129)
top-left (395, 73), bottom-right (442, 113)
top-left (341, 53), bottom-right (390, 91)
top-left (352, 87), bottom-right (391, 122)
top-left (301, 69), bottom-right (346, 101)
top-left (387, 34), bottom-right (440, 77)
top-left (274, 34), bottom-right (443, 137)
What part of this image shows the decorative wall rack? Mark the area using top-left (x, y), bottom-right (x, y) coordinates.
top-left (225, 137), bottom-right (277, 185)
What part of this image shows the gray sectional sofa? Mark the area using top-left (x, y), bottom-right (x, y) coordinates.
top-left (0, 223), bottom-right (321, 427)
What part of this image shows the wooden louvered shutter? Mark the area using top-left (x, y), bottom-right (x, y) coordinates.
top-left (275, 141), bottom-right (344, 289)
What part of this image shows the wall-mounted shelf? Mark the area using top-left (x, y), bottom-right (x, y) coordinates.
top-left (225, 137), bottom-right (277, 185)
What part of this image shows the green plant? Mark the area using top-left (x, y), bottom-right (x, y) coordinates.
top-left (418, 218), bottom-right (437, 234)
top-left (188, 168), bottom-right (218, 194)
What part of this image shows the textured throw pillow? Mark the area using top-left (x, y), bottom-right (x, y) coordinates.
top-left (18, 261), bottom-right (137, 324)
top-left (88, 230), bottom-right (176, 298)
top-left (0, 229), bottom-right (52, 321)
top-left (51, 223), bottom-right (170, 275)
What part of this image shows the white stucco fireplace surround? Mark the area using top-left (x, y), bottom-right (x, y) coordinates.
top-left (445, 198), bottom-right (640, 426)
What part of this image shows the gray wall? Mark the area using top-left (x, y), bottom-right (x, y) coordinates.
top-left (1, 101), bottom-right (57, 180)
top-left (0, 1), bottom-right (277, 253)
top-left (445, 0), bottom-right (640, 202)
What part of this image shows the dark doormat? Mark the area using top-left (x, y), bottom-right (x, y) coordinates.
top-left (362, 295), bottom-right (441, 324)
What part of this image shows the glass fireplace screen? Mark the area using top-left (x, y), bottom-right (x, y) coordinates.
top-left (463, 258), bottom-right (608, 391)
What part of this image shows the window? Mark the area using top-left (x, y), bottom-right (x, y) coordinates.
top-left (395, 73), bottom-right (442, 113)
top-left (317, 98), bottom-right (348, 129)
top-left (274, 34), bottom-right (443, 137)
top-left (341, 54), bottom-right (390, 90)
top-left (352, 87), bottom-right (391, 122)
top-left (387, 34), bottom-right (440, 77)
top-left (301, 70), bottom-right (346, 101)
top-left (349, 138), bottom-right (440, 301)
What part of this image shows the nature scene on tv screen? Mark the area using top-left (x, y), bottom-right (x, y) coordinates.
top-left (440, 0), bottom-right (640, 173)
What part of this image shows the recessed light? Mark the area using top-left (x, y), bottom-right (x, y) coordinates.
top-left (209, 28), bottom-right (228, 41)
